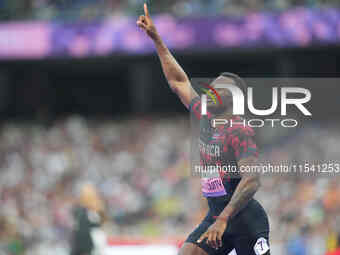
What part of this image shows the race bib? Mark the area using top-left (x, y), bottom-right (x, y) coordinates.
top-left (201, 177), bottom-right (227, 197)
top-left (254, 237), bottom-right (270, 255)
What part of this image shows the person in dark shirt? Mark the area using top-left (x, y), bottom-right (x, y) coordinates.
top-left (70, 184), bottom-right (105, 255)
top-left (137, 4), bottom-right (270, 255)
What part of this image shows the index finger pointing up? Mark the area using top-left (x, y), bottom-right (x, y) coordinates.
top-left (144, 3), bottom-right (150, 17)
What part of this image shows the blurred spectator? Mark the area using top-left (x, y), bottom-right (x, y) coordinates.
top-left (70, 183), bottom-right (105, 255)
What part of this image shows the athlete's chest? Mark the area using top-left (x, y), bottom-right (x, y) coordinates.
top-left (199, 129), bottom-right (229, 160)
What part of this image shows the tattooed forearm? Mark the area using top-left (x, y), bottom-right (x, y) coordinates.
top-left (229, 176), bottom-right (260, 216)
top-left (219, 175), bottom-right (261, 220)
top-left (217, 156), bottom-right (261, 221)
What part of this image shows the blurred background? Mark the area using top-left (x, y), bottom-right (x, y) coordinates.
top-left (0, 1), bottom-right (340, 255)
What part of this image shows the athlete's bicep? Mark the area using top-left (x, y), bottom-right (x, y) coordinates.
top-left (171, 80), bottom-right (198, 109)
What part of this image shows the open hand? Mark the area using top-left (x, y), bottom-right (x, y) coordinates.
top-left (197, 219), bottom-right (227, 249)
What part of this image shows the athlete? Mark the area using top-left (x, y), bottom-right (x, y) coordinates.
top-left (137, 4), bottom-right (270, 255)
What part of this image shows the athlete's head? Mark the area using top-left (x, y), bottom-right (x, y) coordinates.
top-left (207, 72), bottom-right (247, 116)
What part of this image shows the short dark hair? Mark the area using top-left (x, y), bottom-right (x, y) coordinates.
top-left (219, 72), bottom-right (247, 95)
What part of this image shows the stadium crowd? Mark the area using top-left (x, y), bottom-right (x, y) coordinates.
top-left (0, 116), bottom-right (339, 255)
top-left (0, 0), bottom-right (340, 21)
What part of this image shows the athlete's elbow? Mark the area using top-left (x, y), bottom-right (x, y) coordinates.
top-left (168, 80), bottom-right (188, 94)
top-left (169, 82), bottom-right (179, 94)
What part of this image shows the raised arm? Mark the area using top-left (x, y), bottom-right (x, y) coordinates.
top-left (137, 3), bottom-right (197, 109)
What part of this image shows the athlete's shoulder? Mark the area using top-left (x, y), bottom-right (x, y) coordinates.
top-left (189, 96), bottom-right (201, 112)
top-left (189, 97), bottom-right (213, 120)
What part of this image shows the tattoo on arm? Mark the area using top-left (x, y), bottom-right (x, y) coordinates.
top-left (227, 176), bottom-right (260, 217)
top-left (220, 156), bottom-right (261, 219)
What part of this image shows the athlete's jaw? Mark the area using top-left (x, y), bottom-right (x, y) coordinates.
top-left (207, 101), bottom-right (228, 115)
